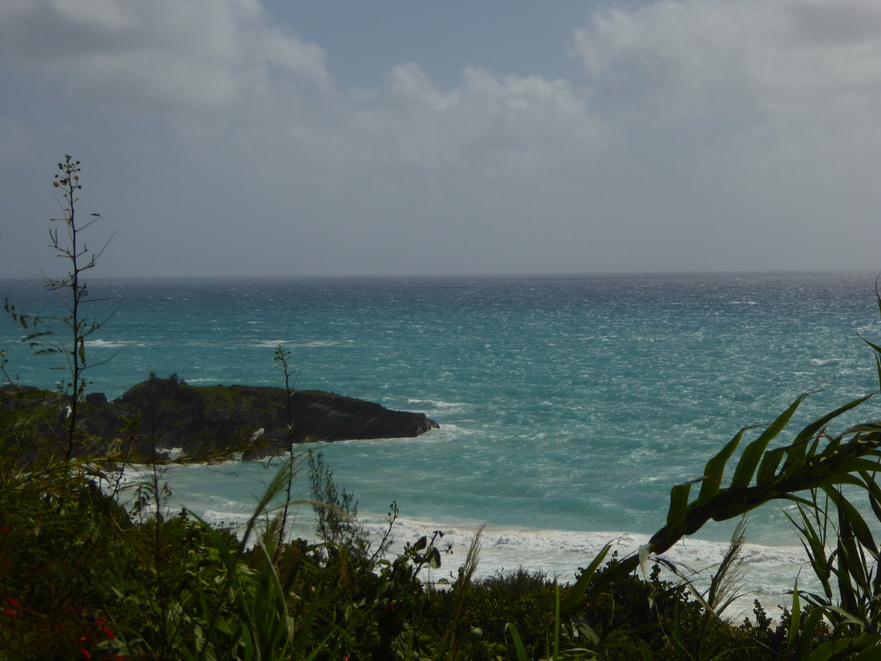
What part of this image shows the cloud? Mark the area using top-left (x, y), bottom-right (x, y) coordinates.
top-left (351, 63), bottom-right (605, 174)
top-left (572, 0), bottom-right (881, 121)
top-left (2, 0), bottom-right (880, 278)
top-left (0, 0), bottom-right (606, 185)
top-left (0, 0), bottom-right (331, 111)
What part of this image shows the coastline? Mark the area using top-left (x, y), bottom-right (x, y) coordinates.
top-left (144, 457), bottom-right (807, 623)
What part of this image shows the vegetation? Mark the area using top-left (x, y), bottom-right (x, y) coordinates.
top-left (4, 155), bottom-right (116, 460)
top-left (4, 158), bottom-right (881, 658)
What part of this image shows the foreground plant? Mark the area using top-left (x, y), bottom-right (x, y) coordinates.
top-left (4, 155), bottom-right (116, 459)
top-left (273, 344), bottom-right (299, 557)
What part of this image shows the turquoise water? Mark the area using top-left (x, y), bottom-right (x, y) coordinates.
top-left (3, 271), bottom-right (880, 602)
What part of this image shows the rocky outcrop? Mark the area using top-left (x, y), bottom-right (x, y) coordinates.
top-left (0, 376), bottom-right (439, 461)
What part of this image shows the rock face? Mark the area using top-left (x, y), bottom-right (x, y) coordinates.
top-left (0, 376), bottom-right (439, 460)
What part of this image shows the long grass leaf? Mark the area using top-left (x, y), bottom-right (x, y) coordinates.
top-left (824, 487), bottom-right (877, 553)
top-left (782, 439), bottom-right (811, 479)
top-left (504, 622), bottom-right (529, 661)
top-left (834, 457), bottom-right (881, 475)
top-left (860, 471), bottom-right (881, 522)
top-left (731, 397), bottom-right (805, 489)
top-left (800, 607), bottom-right (830, 660)
top-left (696, 430), bottom-right (744, 505)
top-left (809, 474), bottom-right (869, 490)
top-left (793, 395), bottom-right (874, 445)
top-left (560, 545), bottom-right (611, 613)
top-left (755, 448), bottom-right (785, 485)
top-left (666, 480), bottom-right (696, 531)
top-left (843, 422), bottom-right (881, 436)
top-left (785, 580), bottom-right (801, 657)
top-left (252, 540), bottom-right (294, 655)
top-left (854, 638), bottom-right (881, 660)
top-left (858, 332), bottom-right (881, 355)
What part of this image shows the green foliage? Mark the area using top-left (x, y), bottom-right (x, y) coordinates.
top-left (0, 439), bottom-right (861, 660)
top-left (307, 449), bottom-right (369, 558)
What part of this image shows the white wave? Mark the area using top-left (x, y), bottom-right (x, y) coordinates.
top-left (810, 358), bottom-right (839, 366)
top-left (201, 509), bottom-right (258, 527)
top-left (354, 516), bottom-right (810, 621)
top-left (85, 339), bottom-right (143, 348)
top-left (253, 339), bottom-right (343, 348)
top-left (407, 399), bottom-right (470, 414)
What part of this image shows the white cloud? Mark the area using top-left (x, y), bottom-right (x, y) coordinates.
top-left (2, 0), bottom-right (880, 278)
top-left (573, 0), bottom-right (881, 120)
top-left (0, 0), bottom-right (603, 179)
top-left (0, 0), bottom-right (331, 110)
top-left (570, 0), bottom-right (881, 250)
top-left (353, 63), bottom-right (605, 174)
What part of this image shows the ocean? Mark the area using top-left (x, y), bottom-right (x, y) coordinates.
top-left (3, 271), bottom-right (880, 615)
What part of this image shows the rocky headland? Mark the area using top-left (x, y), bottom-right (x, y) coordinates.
top-left (0, 375), bottom-right (439, 461)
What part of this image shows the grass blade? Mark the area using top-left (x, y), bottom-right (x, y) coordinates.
top-left (696, 430), bottom-right (744, 506)
top-left (731, 396), bottom-right (806, 489)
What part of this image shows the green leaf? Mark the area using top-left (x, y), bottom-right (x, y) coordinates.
top-left (560, 545), bottom-right (611, 614)
top-left (756, 447), bottom-right (785, 484)
top-left (793, 395), bottom-right (873, 446)
top-left (666, 480), bottom-right (697, 531)
top-left (731, 396), bottom-right (806, 489)
top-left (505, 623), bottom-right (529, 661)
top-left (854, 637), bottom-right (881, 660)
top-left (824, 488), bottom-right (877, 556)
top-left (860, 470), bottom-right (881, 522)
top-left (834, 457), bottom-right (881, 476)
top-left (696, 429), bottom-right (744, 505)
top-left (809, 474), bottom-right (869, 490)
top-left (844, 422), bottom-right (881, 436)
top-left (785, 580), bottom-right (801, 657)
top-left (862, 336), bottom-right (881, 354)
top-left (782, 439), bottom-right (811, 479)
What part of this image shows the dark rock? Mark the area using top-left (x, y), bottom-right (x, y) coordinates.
top-left (86, 392), bottom-right (107, 405)
top-left (0, 377), bottom-right (439, 461)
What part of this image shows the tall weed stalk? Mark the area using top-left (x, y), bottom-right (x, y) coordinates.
top-left (4, 155), bottom-right (117, 460)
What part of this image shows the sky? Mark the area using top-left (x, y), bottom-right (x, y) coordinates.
top-left (1, 0), bottom-right (880, 279)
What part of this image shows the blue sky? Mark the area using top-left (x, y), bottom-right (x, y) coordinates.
top-left (1, 0), bottom-right (880, 278)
